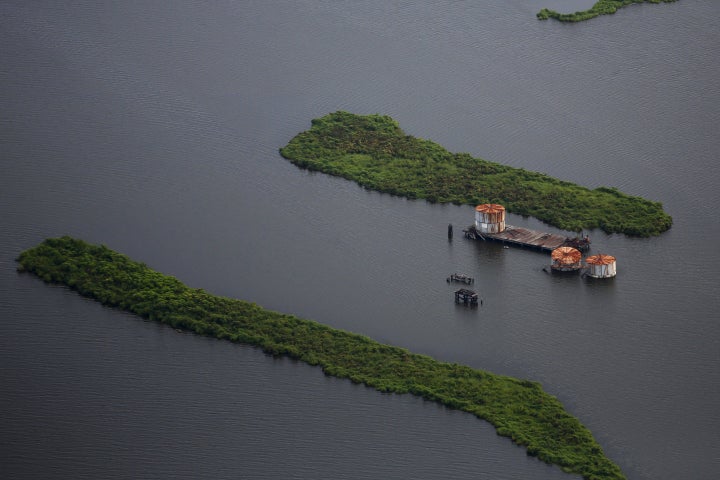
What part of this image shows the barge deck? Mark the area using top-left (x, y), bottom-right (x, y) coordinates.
top-left (463, 225), bottom-right (589, 252)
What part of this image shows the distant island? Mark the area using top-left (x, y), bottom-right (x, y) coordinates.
top-left (280, 112), bottom-right (672, 237)
top-left (538, 0), bottom-right (678, 22)
top-left (18, 236), bottom-right (626, 480)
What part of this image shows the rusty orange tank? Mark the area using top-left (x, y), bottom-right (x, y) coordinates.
top-left (474, 204), bottom-right (506, 234)
top-left (585, 254), bottom-right (617, 278)
top-left (550, 246), bottom-right (583, 272)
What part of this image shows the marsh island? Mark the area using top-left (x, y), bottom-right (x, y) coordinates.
top-left (280, 112), bottom-right (672, 237)
top-left (538, 0), bottom-right (678, 23)
top-left (18, 237), bottom-right (626, 480)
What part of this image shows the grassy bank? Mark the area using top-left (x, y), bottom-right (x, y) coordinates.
top-left (538, 0), bottom-right (677, 22)
top-left (17, 236), bottom-right (626, 480)
top-left (280, 111), bottom-right (671, 237)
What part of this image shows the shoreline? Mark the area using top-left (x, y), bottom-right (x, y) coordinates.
top-left (279, 112), bottom-right (672, 237)
top-left (17, 236), bottom-right (626, 480)
top-left (538, 0), bottom-right (678, 22)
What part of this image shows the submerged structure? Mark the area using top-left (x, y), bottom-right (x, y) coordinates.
top-left (454, 288), bottom-right (479, 305)
top-left (447, 273), bottom-right (474, 284)
top-left (585, 254), bottom-right (617, 278)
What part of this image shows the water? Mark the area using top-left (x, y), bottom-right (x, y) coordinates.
top-left (1, 1), bottom-right (719, 479)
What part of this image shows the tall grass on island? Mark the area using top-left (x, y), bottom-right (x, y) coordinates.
top-left (18, 236), bottom-right (626, 480)
top-left (538, 0), bottom-right (678, 22)
top-left (280, 111), bottom-right (672, 237)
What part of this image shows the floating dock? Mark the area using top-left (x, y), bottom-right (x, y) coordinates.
top-left (463, 225), bottom-right (589, 252)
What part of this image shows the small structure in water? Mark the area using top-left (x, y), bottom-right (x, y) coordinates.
top-left (584, 254), bottom-right (617, 278)
top-left (550, 246), bottom-right (583, 273)
top-left (454, 288), bottom-right (479, 305)
top-left (447, 273), bottom-right (474, 284)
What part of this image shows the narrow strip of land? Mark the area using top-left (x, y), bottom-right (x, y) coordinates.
top-left (538, 0), bottom-right (678, 22)
top-left (17, 237), bottom-right (626, 480)
top-left (279, 112), bottom-right (672, 237)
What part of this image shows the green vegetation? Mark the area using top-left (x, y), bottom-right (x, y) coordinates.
top-left (280, 111), bottom-right (672, 237)
top-left (537, 0), bottom-right (677, 22)
top-left (17, 236), bottom-right (626, 480)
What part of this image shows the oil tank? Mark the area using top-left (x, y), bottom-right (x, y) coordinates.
top-left (474, 204), bottom-right (506, 234)
top-left (585, 254), bottom-right (617, 278)
top-left (551, 246), bottom-right (582, 272)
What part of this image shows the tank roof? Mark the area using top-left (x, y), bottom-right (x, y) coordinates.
top-left (475, 203), bottom-right (505, 214)
top-left (551, 246), bottom-right (582, 264)
top-left (585, 254), bottom-right (616, 265)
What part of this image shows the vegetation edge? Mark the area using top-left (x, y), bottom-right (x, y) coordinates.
top-left (279, 111), bottom-right (672, 237)
top-left (538, 0), bottom-right (678, 23)
top-left (17, 236), bottom-right (626, 480)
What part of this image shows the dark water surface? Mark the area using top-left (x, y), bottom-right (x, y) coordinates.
top-left (2, 1), bottom-right (719, 479)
